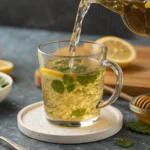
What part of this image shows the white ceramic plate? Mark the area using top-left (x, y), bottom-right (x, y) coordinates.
top-left (17, 101), bottom-right (123, 144)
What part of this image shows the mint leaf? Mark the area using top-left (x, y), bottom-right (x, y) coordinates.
top-left (71, 108), bottom-right (86, 117)
top-left (67, 84), bottom-right (75, 92)
top-left (77, 72), bottom-right (98, 86)
top-left (51, 80), bottom-right (64, 94)
top-left (88, 73), bottom-right (98, 83)
top-left (54, 67), bottom-right (70, 72)
top-left (54, 59), bottom-right (69, 65)
top-left (127, 121), bottom-right (150, 134)
top-left (77, 75), bottom-right (89, 86)
top-left (116, 138), bottom-right (133, 148)
top-left (63, 74), bottom-right (74, 85)
top-left (72, 65), bottom-right (87, 73)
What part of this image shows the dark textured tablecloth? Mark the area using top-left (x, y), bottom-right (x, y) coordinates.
top-left (0, 26), bottom-right (149, 150)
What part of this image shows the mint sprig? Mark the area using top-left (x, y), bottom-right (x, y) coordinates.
top-left (116, 137), bottom-right (133, 148)
top-left (127, 121), bottom-right (150, 134)
top-left (51, 80), bottom-right (64, 94)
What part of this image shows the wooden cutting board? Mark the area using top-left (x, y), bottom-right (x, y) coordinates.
top-left (105, 46), bottom-right (150, 96)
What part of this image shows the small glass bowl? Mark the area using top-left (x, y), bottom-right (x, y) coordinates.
top-left (129, 94), bottom-right (150, 125)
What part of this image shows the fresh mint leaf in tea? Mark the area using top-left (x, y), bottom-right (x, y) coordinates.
top-left (41, 58), bottom-right (105, 121)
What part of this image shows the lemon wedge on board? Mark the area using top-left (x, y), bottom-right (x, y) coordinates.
top-left (95, 36), bottom-right (137, 68)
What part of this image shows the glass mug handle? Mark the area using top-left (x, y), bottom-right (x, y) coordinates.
top-left (97, 60), bottom-right (123, 108)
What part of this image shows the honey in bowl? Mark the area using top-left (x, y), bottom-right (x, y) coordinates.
top-left (130, 95), bottom-right (150, 125)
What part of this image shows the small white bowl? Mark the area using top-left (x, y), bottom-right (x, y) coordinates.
top-left (0, 72), bottom-right (13, 103)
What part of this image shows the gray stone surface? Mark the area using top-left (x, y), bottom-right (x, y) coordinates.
top-left (0, 26), bottom-right (150, 150)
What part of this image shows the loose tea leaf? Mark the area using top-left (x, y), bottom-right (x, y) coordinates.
top-left (51, 80), bottom-right (64, 94)
top-left (71, 108), bottom-right (86, 117)
top-left (116, 138), bottom-right (133, 148)
top-left (127, 121), bottom-right (150, 134)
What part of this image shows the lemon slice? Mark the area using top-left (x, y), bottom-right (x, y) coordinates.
top-left (40, 68), bottom-right (63, 78)
top-left (0, 60), bottom-right (14, 74)
top-left (145, 1), bottom-right (150, 8)
top-left (95, 36), bottom-right (137, 68)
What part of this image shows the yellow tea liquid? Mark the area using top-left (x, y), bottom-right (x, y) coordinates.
top-left (41, 58), bottom-right (105, 122)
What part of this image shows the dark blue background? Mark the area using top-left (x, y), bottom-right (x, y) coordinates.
top-left (0, 0), bottom-right (137, 38)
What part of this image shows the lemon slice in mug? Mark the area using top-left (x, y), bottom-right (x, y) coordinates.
top-left (40, 68), bottom-right (63, 78)
top-left (96, 36), bottom-right (137, 68)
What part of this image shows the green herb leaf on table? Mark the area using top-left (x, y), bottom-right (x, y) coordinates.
top-left (127, 121), bottom-right (150, 134)
top-left (66, 84), bottom-right (75, 92)
top-left (71, 108), bottom-right (86, 117)
top-left (51, 80), bottom-right (64, 94)
top-left (116, 138), bottom-right (133, 148)
top-left (63, 74), bottom-right (74, 85)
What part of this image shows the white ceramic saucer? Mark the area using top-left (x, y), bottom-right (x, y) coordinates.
top-left (17, 101), bottom-right (123, 144)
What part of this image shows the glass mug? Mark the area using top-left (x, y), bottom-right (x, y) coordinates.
top-left (38, 40), bottom-right (123, 127)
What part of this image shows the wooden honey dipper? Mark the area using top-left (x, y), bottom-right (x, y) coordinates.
top-left (34, 68), bottom-right (150, 110)
top-left (134, 95), bottom-right (150, 110)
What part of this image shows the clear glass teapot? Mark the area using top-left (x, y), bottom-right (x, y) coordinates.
top-left (91, 0), bottom-right (150, 36)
